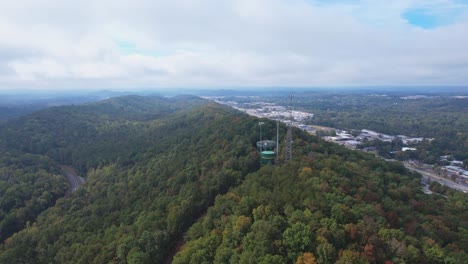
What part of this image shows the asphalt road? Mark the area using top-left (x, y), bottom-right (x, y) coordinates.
top-left (403, 163), bottom-right (468, 193)
top-left (61, 165), bottom-right (85, 192)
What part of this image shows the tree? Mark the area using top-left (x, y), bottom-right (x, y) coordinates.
top-left (316, 242), bottom-right (336, 264)
top-left (336, 250), bottom-right (367, 264)
top-left (283, 223), bottom-right (314, 261)
top-left (296, 252), bottom-right (317, 264)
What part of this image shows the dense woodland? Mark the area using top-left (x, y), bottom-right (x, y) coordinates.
top-left (0, 95), bottom-right (466, 263)
top-left (173, 130), bottom-right (467, 263)
top-left (0, 152), bottom-right (67, 242)
top-left (0, 96), bottom-right (261, 262)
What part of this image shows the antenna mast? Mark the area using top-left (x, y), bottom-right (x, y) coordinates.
top-left (285, 95), bottom-right (293, 163)
top-left (259, 122), bottom-right (264, 149)
top-left (276, 120), bottom-right (279, 164)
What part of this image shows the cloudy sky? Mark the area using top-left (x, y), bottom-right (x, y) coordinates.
top-left (1, 0), bottom-right (468, 91)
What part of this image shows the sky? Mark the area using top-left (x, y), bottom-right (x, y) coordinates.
top-left (0, 0), bottom-right (468, 91)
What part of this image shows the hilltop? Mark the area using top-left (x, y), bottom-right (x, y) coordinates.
top-left (0, 95), bottom-right (466, 263)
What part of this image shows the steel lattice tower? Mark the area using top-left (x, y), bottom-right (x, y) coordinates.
top-left (285, 95), bottom-right (293, 163)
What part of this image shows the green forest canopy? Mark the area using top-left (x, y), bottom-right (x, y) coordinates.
top-left (0, 95), bottom-right (466, 263)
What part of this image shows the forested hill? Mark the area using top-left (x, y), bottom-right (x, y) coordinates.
top-left (0, 95), bottom-right (213, 243)
top-left (173, 136), bottom-right (468, 263)
top-left (0, 95), bottom-right (261, 263)
top-left (0, 95), bottom-right (466, 263)
top-left (0, 95), bottom-right (206, 172)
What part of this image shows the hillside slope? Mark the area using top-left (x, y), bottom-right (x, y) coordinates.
top-left (0, 152), bottom-right (67, 242)
top-left (0, 95), bottom-right (261, 263)
top-left (173, 131), bottom-right (468, 263)
top-left (0, 95), bottom-right (208, 243)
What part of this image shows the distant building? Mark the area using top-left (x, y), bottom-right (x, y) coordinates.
top-left (362, 129), bottom-right (379, 136)
top-left (443, 165), bottom-right (465, 175)
top-left (401, 137), bottom-right (424, 145)
top-left (343, 140), bottom-right (360, 147)
top-left (402, 147), bottom-right (417, 151)
top-left (440, 155), bottom-right (451, 161)
top-left (451, 160), bottom-right (464, 166)
top-left (363, 147), bottom-right (377, 152)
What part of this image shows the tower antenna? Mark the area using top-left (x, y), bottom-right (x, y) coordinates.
top-left (258, 121), bottom-right (265, 149)
top-left (276, 120), bottom-right (279, 164)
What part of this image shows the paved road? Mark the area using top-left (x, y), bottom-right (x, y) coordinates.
top-left (61, 165), bottom-right (85, 192)
top-left (403, 163), bottom-right (468, 193)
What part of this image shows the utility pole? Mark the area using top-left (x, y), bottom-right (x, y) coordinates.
top-left (285, 95), bottom-right (293, 163)
top-left (276, 120), bottom-right (279, 164)
top-left (259, 121), bottom-right (265, 150)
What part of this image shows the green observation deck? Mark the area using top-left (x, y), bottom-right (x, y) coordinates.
top-left (261, 151), bottom-right (275, 165)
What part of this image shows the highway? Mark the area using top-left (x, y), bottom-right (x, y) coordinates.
top-left (403, 162), bottom-right (468, 193)
top-left (61, 165), bottom-right (85, 192)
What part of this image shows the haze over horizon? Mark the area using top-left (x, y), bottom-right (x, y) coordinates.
top-left (1, 0), bottom-right (468, 91)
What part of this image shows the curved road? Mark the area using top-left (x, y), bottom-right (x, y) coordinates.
top-left (61, 165), bottom-right (85, 192)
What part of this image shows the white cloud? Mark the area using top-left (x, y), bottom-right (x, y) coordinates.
top-left (0, 0), bottom-right (467, 90)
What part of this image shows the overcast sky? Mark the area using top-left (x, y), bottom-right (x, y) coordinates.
top-left (1, 0), bottom-right (468, 91)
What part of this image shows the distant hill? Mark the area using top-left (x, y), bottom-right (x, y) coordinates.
top-left (0, 90), bottom-right (136, 121)
top-left (0, 95), bottom-right (206, 171)
top-left (0, 95), bottom-right (466, 263)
